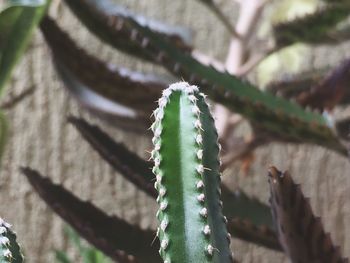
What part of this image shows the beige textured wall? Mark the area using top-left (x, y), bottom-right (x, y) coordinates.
top-left (0, 0), bottom-right (349, 262)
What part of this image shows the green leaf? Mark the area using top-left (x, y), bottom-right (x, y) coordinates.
top-left (58, 0), bottom-right (346, 155)
top-left (55, 251), bottom-right (72, 263)
top-left (273, 3), bottom-right (350, 48)
top-left (63, 0), bottom-right (192, 62)
top-left (0, 0), bottom-right (49, 93)
top-left (127, 12), bottom-right (347, 155)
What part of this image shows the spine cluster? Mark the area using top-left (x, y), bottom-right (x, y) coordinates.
top-left (0, 218), bottom-right (23, 263)
top-left (151, 82), bottom-right (232, 263)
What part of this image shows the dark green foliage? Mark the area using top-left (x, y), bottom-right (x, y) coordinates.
top-left (273, 4), bottom-right (350, 48)
top-left (55, 227), bottom-right (112, 263)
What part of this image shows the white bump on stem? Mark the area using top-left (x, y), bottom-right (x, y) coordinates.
top-left (3, 249), bottom-right (11, 258)
top-left (160, 219), bottom-right (168, 231)
top-left (194, 119), bottom-right (203, 130)
top-left (223, 216), bottom-right (228, 224)
top-left (196, 180), bottom-right (204, 189)
top-left (197, 150), bottom-right (203, 160)
top-left (161, 239), bottom-right (169, 250)
top-left (192, 105), bottom-right (200, 114)
top-left (197, 164), bottom-right (204, 174)
top-left (189, 95), bottom-right (197, 102)
top-left (0, 227), bottom-right (6, 234)
top-left (156, 174), bottom-right (162, 183)
top-left (159, 187), bottom-right (166, 197)
top-left (196, 134), bottom-right (203, 144)
top-left (154, 158), bottom-right (161, 168)
top-left (206, 244), bottom-right (214, 256)
top-left (156, 110), bottom-right (164, 120)
top-left (162, 88), bottom-right (172, 98)
top-left (227, 233), bottom-right (232, 242)
top-left (197, 193), bottom-right (205, 202)
top-left (199, 208), bottom-right (208, 217)
top-left (152, 137), bottom-right (157, 145)
top-left (203, 225), bottom-right (211, 235)
top-left (160, 201), bottom-right (168, 211)
top-left (154, 144), bottom-right (161, 151)
top-left (154, 127), bottom-right (162, 138)
top-left (0, 236), bottom-right (9, 245)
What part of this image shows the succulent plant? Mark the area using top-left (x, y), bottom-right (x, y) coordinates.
top-left (0, 0), bottom-right (348, 262)
top-left (151, 83), bottom-right (232, 262)
top-left (19, 82), bottom-right (347, 262)
top-left (0, 218), bottom-right (23, 263)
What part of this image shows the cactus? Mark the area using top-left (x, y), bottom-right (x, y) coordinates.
top-left (0, 0), bottom-right (348, 262)
top-left (151, 82), bottom-right (232, 262)
top-left (0, 218), bottom-right (23, 263)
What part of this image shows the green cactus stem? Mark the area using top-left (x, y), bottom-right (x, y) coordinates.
top-left (151, 82), bottom-right (232, 263)
top-left (0, 218), bottom-right (23, 263)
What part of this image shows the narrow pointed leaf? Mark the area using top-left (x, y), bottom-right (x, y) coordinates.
top-left (64, 0), bottom-right (192, 62)
top-left (61, 0), bottom-right (346, 155)
top-left (227, 218), bottom-right (281, 251)
top-left (0, 0), bottom-right (49, 92)
top-left (21, 167), bottom-right (161, 263)
top-left (55, 59), bottom-right (151, 132)
top-left (267, 69), bottom-right (327, 100)
top-left (273, 4), bottom-right (350, 48)
top-left (127, 13), bottom-right (347, 155)
top-left (69, 116), bottom-right (278, 250)
top-left (68, 116), bottom-right (157, 198)
top-left (40, 16), bottom-right (167, 113)
top-left (268, 166), bottom-right (348, 263)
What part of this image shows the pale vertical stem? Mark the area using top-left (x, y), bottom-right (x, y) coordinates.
top-left (215, 0), bottom-right (266, 140)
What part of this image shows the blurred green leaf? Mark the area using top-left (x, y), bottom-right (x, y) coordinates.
top-left (55, 227), bottom-right (111, 263)
top-left (55, 251), bottom-right (72, 263)
top-left (0, 0), bottom-right (49, 93)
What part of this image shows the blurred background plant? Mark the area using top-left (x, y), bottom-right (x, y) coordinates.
top-left (55, 227), bottom-right (111, 263)
top-left (0, 0), bottom-right (349, 262)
